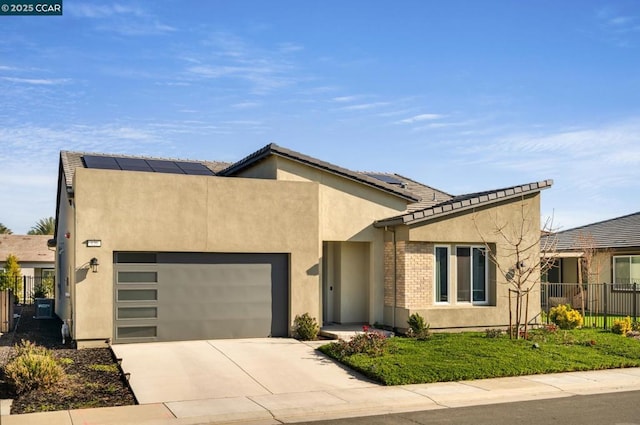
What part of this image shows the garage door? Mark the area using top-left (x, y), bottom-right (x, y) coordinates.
top-left (113, 252), bottom-right (289, 343)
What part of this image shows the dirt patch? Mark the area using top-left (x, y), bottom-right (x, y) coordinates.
top-left (0, 305), bottom-right (136, 414)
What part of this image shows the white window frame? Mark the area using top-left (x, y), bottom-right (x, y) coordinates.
top-left (434, 245), bottom-right (450, 304)
top-left (613, 255), bottom-right (640, 291)
top-left (455, 245), bottom-right (489, 305)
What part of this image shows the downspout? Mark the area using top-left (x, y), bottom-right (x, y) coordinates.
top-left (385, 226), bottom-right (397, 331)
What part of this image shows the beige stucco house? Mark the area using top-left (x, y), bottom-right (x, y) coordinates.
top-left (542, 212), bottom-right (640, 314)
top-left (0, 234), bottom-right (55, 302)
top-left (51, 143), bottom-right (552, 347)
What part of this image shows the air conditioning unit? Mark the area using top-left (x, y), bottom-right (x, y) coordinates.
top-left (35, 298), bottom-right (54, 319)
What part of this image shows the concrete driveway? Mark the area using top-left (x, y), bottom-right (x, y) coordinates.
top-left (111, 338), bottom-right (376, 404)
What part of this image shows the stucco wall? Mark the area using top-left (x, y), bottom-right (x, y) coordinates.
top-left (54, 178), bottom-right (74, 331)
top-left (71, 168), bottom-right (319, 344)
top-left (272, 157), bottom-right (408, 324)
top-left (385, 194), bottom-right (543, 330)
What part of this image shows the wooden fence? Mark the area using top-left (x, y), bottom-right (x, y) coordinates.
top-left (0, 289), bottom-right (14, 333)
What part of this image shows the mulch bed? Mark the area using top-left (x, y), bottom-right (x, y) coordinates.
top-left (0, 305), bottom-right (136, 414)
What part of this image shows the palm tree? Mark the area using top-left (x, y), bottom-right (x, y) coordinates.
top-left (27, 217), bottom-right (55, 235)
top-left (0, 223), bottom-right (12, 234)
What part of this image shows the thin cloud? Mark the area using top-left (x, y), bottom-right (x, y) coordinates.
top-left (67, 3), bottom-right (145, 18)
top-left (231, 102), bottom-right (261, 109)
top-left (278, 42), bottom-right (303, 53)
top-left (332, 96), bottom-right (359, 103)
top-left (68, 3), bottom-right (175, 36)
top-left (399, 113), bottom-right (445, 124)
top-left (183, 32), bottom-right (302, 94)
top-left (341, 102), bottom-right (389, 111)
top-left (1, 77), bottom-right (69, 85)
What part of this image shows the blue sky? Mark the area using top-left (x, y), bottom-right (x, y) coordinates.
top-left (1, 1), bottom-right (639, 234)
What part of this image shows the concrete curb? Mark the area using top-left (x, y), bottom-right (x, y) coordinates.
top-left (2, 367), bottom-right (640, 424)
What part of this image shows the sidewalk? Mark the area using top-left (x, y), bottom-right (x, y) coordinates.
top-left (3, 366), bottom-right (640, 425)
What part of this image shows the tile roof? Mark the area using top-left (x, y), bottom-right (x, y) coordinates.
top-left (219, 143), bottom-right (420, 202)
top-left (548, 211), bottom-right (640, 251)
top-left (0, 235), bottom-right (54, 263)
top-left (374, 179), bottom-right (553, 227)
top-left (363, 173), bottom-right (453, 212)
top-left (59, 151), bottom-right (231, 189)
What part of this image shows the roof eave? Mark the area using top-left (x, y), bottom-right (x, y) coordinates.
top-left (221, 144), bottom-right (420, 203)
top-left (375, 180), bottom-right (553, 228)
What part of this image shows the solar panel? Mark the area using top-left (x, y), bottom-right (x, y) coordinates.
top-left (115, 157), bottom-right (153, 172)
top-left (146, 160), bottom-right (186, 174)
top-left (365, 173), bottom-right (404, 186)
top-left (83, 155), bottom-right (121, 170)
top-left (83, 155), bottom-right (216, 177)
top-left (176, 161), bottom-right (214, 176)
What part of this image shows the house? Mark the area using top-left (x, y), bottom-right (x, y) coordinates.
top-left (51, 143), bottom-right (552, 347)
top-left (544, 211), bottom-right (640, 286)
top-left (542, 212), bottom-right (640, 316)
top-left (0, 234), bottom-right (55, 300)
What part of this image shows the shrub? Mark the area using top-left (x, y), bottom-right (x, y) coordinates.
top-left (548, 304), bottom-right (583, 330)
top-left (612, 317), bottom-right (632, 335)
top-left (407, 313), bottom-right (431, 340)
top-left (485, 328), bottom-right (503, 338)
top-left (292, 313), bottom-right (319, 341)
top-left (326, 330), bottom-right (390, 359)
top-left (4, 341), bottom-right (65, 394)
top-left (632, 321), bottom-right (640, 332)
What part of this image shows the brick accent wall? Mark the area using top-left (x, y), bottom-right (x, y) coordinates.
top-left (405, 242), bottom-right (433, 309)
top-left (384, 241), bottom-right (433, 310)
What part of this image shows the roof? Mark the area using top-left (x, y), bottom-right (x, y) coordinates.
top-left (219, 143), bottom-right (420, 202)
top-left (374, 179), bottom-right (553, 227)
top-left (0, 235), bottom-right (54, 263)
top-left (60, 151), bottom-right (231, 189)
top-left (362, 173), bottom-right (453, 212)
top-left (548, 211), bottom-right (640, 251)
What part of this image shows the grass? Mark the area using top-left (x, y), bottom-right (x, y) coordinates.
top-left (318, 328), bottom-right (640, 385)
top-left (88, 364), bottom-right (119, 373)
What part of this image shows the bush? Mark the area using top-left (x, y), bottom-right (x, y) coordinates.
top-left (325, 330), bottom-right (390, 359)
top-left (612, 317), bottom-right (632, 335)
top-left (407, 313), bottom-right (431, 340)
top-left (4, 341), bottom-right (65, 394)
top-left (485, 328), bottom-right (503, 338)
top-left (292, 313), bottom-right (319, 341)
top-left (549, 304), bottom-right (583, 330)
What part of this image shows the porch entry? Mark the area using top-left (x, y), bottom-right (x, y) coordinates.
top-left (322, 241), bottom-right (370, 325)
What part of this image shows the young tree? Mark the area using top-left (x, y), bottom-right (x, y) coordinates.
top-left (573, 232), bottom-right (608, 320)
top-left (2, 253), bottom-right (22, 294)
top-left (27, 217), bottom-right (55, 235)
top-left (474, 199), bottom-right (557, 339)
top-left (0, 223), bottom-right (12, 234)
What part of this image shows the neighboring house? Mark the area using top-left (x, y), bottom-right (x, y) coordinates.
top-left (544, 211), bottom-right (640, 286)
top-left (51, 143), bottom-right (552, 347)
top-left (546, 212), bottom-right (640, 285)
top-left (542, 212), bottom-right (640, 315)
top-left (0, 234), bottom-right (55, 285)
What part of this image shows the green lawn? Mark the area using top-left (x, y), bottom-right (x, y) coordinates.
top-left (318, 329), bottom-right (640, 385)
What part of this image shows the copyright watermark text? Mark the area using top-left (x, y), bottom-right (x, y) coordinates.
top-left (1, 0), bottom-right (62, 15)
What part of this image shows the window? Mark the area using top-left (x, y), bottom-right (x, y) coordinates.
top-left (613, 255), bottom-right (640, 290)
top-left (456, 246), bottom-right (487, 304)
top-left (434, 246), bottom-right (449, 303)
top-left (117, 271), bottom-right (157, 283)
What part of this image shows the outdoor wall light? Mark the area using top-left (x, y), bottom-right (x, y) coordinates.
top-left (89, 257), bottom-right (99, 273)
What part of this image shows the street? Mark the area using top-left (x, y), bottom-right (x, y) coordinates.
top-left (295, 390), bottom-right (640, 425)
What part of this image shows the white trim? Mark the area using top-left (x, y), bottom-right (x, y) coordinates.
top-left (613, 254), bottom-right (640, 287)
top-left (455, 245), bottom-right (488, 305)
top-left (433, 245), bottom-right (450, 304)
